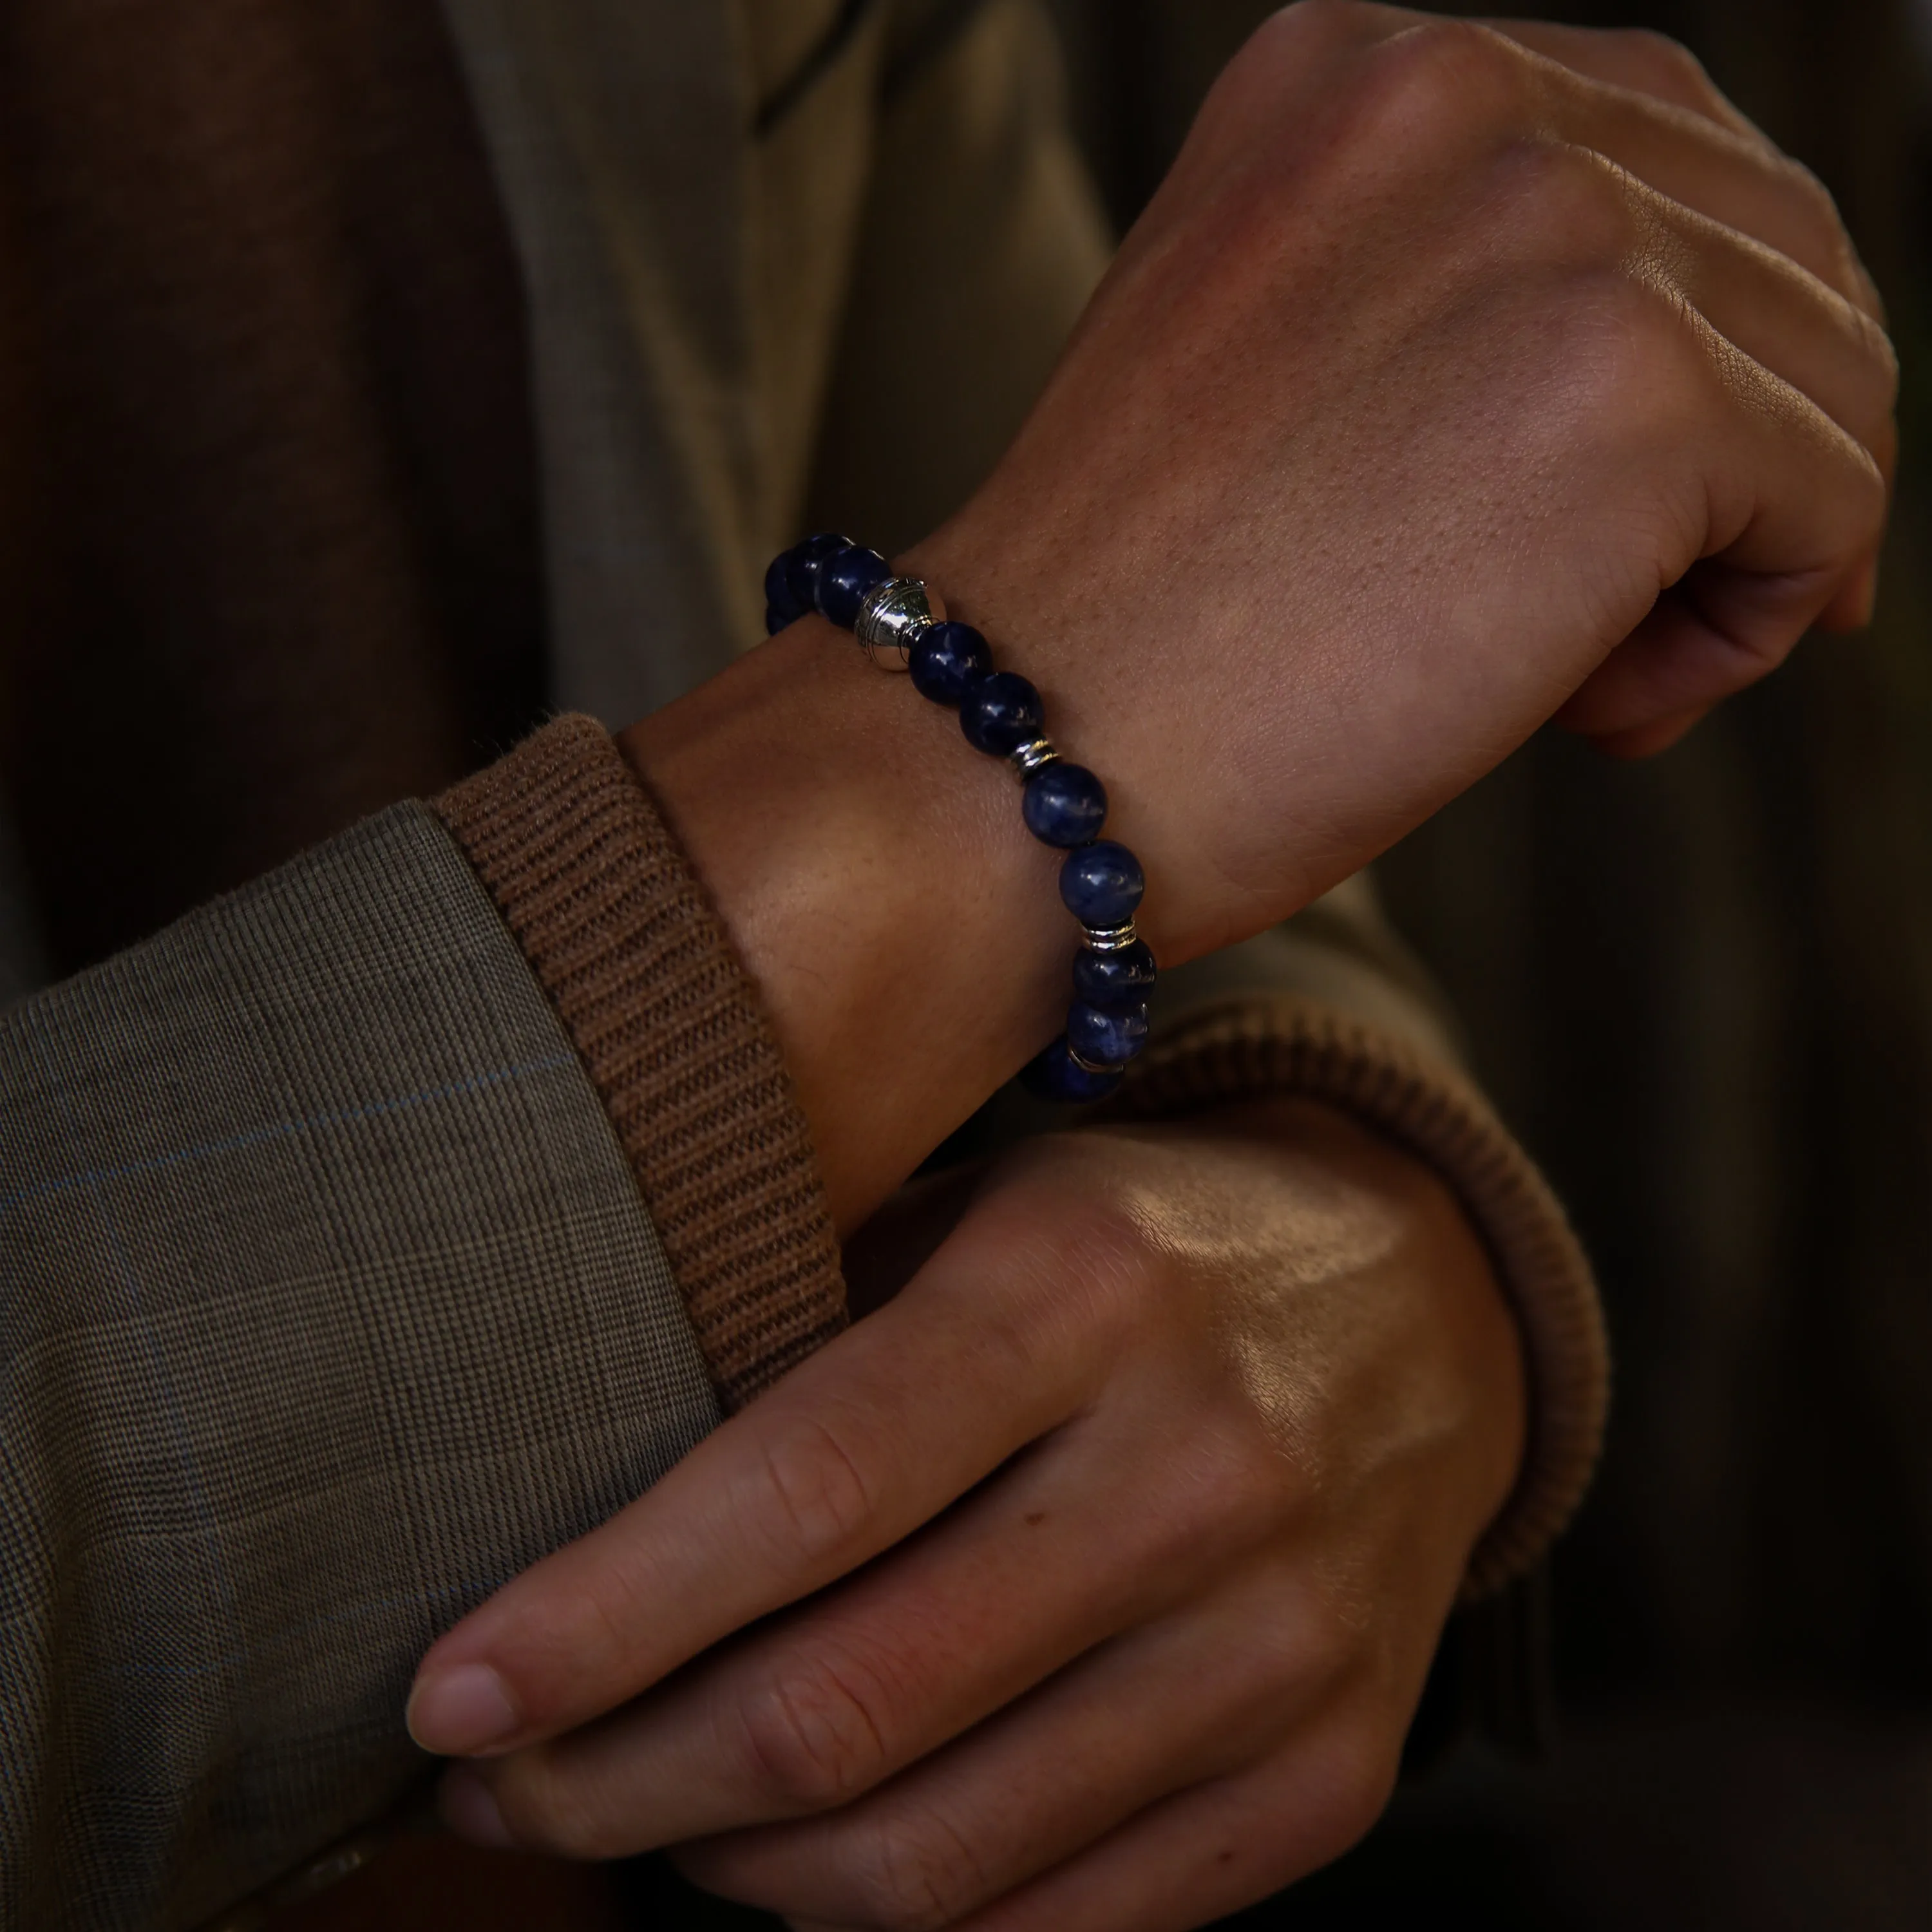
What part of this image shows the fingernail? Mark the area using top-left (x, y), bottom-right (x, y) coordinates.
top-left (406, 1662), bottom-right (519, 1756)
top-left (439, 1766), bottom-right (515, 1848)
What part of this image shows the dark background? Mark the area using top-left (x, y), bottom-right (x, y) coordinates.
top-left (1045, 3), bottom-right (1932, 1927)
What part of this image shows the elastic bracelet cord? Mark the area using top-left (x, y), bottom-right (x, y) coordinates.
top-left (764, 534), bottom-right (1157, 1103)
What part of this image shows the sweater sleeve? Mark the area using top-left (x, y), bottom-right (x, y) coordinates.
top-left (431, 713), bottom-right (845, 1411)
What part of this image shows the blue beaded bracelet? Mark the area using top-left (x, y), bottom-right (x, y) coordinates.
top-left (766, 533), bottom-right (1156, 1103)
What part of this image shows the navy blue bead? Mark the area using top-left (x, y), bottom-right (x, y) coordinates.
top-left (909, 621), bottom-right (992, 705)
top-left (763, 554), bottom-right (808, 630)
top-left (1021, 1038), bottom-right (1124, 1104)
top-left (1072, 940), bottom-right (1158, 1009)
top-left (1059, 841), bottom-right (1144, 926)
top-left (1022, 762), bottom-right (1108, 847)
top-left (960, 672), bottom-right (1044, 755)
top-left (817, 545), bottom-right (891, 627)
top-left (781, 531), bottom-right (849, 614)
top-left (1067, 999), bottom-right (1150, 1068)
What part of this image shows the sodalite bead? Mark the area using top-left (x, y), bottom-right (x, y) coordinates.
top-left (960, 671), bottom-right (1044, 755)
top-left (763, 555), bottom-right (803, 633)
top-left (910, 621), bottom-right (992, 705)
top-left (765, 532), bottom-right (848, 632)
top-left (1021, 1038), bottom-right (1124, 1104)
top-left (1067, 999), bottom-right (1150, 1066)
top-left (1059, 840), bottom-right (1144, 926)
top-left (1022, 762), bottom-right (1108, 848)
top-left (817, 545), bottom-right (891, 627)
top-left (1073, 939), bottom-right (1157, 1009)
top-left (781, 529), bottom-right (850, 618)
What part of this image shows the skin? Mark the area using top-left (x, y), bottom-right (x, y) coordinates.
top-left (402, 8), bottom-right (1895, 1927)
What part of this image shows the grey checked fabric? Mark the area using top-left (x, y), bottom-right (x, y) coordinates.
top-left (0, 805), bottom-right (722, 1931)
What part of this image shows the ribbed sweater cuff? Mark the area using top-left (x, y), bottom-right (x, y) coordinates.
top-left (432, 715), bottom-right (846, 1410)
top-left (1105, 993), bottom-right (1610, 1600)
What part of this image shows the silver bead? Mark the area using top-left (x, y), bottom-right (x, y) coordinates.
top-left (855, 576), bottom-right (946, 671)
top-left (1066, 1043), bottom-right (1125, 1075)
top-left (1008, 737), bottom-right (1059, 777)
top-left (1082, 922), bottom-right (1140, 954)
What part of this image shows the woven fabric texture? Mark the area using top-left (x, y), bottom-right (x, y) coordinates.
top-left (1108, 992), bottom-right (1611, 1601)
top-left (434, 716), bottom-right (848, 1411)
top-left (0, 804), bottom-right (721, 1932)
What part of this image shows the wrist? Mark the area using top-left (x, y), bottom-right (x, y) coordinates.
top-left (619, 620), bottom-right (1068, 1231)
top-left (897, 520), bottom-right (1321, 964)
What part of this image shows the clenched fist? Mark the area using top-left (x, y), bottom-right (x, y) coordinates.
top-left (911, 1), bottom-right (1894, 956)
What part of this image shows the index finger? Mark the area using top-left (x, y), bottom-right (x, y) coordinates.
top-left (404, 1200), bottom-right (1103, 1757)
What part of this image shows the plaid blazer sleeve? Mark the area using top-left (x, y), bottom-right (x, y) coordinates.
top-left (0, 802), bottom-right (723, 1932)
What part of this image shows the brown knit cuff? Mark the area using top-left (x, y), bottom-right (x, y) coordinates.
top-left (1105, 993), bottom-right (1609, 1600)
top-left (432, 715), bottom-right (845, 1411)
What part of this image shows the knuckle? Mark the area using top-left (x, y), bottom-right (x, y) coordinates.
top-left (1547, 263), bottom-right (1713, 426)
top-left (1843, 439), bottom-right (1891, 547)
top-left (981, 1175), bottom-right (1168, 1345)
top-left (1046, 1189), bottom-right (1163, 1309)
top-left (1290, 1590), bottom-right (1372, 1696)
top-left (1486, 137), bottom-right (1641, 265)
top-left (1144, 1427), bottom-right (1298, 1571)
top-left (490, 1750), bottom-right (625, 1861)
top-left (1870, 411), bottom-right (1900, 483)
top-left (1356, 17), bottom-right (1528, 145)
top-left (1617, 26), bottom-right (1722, 103)
top-left (1853, 305), bottom-right (1901, 408)
top-left (1305, 1727), bottom-right (1402, 1864)
top-left (753, 1413), bottom-right (879, 1567)
top-left (1272, 0), bottom-right (1375, 50)
top-left (733, 1649), bottom-right (895, 1811)
top-left (1772, 156), bottom-right (1868, 292)
top-left (846, 1803), bottom-right (992, 1932)
top-left (1777, 155), bottom-right (1843, 236)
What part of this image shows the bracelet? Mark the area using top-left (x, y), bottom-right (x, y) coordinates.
top-left (764, 534), bottom-right (1157, 1103)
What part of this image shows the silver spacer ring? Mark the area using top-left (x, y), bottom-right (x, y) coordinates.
top-left (1066, 1044), bottom-right (1126, 1075)
top-left (855, 576), bottom-right (945, 671)
top-left (1082, 922), bottom-right (1140, 954)
top-left (1008, 737), bottom-right (1059, 777)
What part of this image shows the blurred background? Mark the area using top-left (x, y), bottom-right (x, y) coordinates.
top-left (1044, 1), bottom-right (1932, 1926)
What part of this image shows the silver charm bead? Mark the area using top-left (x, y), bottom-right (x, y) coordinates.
top-left (1067, 1043), bottom-right (1126, 1075)
top-left (1082, 921), bottom-right (1140, 954)
top-left (855, 576), bottom-right (946, 671)
top-left (1008, 736), bottom-right (1059, 777)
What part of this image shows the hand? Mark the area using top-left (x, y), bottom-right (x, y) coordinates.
top-left (407, 1099), bottom-right (1525, 1930)
top-left (907, 0), bottom-right (1895, 938)
top-left (627, 8), bottom-right (1895, 1226)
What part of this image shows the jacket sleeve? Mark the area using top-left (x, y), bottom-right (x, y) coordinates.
top-left (0, 721), bottom-right (834, 1931)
